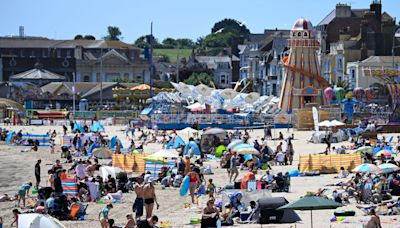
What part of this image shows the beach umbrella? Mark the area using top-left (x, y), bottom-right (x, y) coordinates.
top-left (227, 139), bottom-right (243, 150)
top-left (277, 195), bottom-right (342, 228)
top-left (235, 147), bottom-right (259, 155)
top-left (245, 92), bottom-right (260, 104)
top-left (196, 84), bottom-right (213, 96)
top-left (354, 146), bottom-right (373, 154)
top-left (352, 164), bottom-right (381, 173)
top-left (203, 128), bottom-right (226, 135)
top-left (92, 148), bottom-right (113, 159)
top-left (177, 127), bottom-right (198, 138)
top-left (220, 88), bottom-right (238, 99)
top-left (374, 149), bottom-right (395, 157)
top-left (243, 154), bottom-right (253, 161)
top-left (378, 163), bottom-right (400, 173)
top-left (233, 143), bottom-right (253, 150)
top-left (317, 120), bottom-right (332, 127)
top-left (19, 213), bottom-right (66, 228)
top-left (330, 120), bottom-right (345, 126)
top-left (151, 149), bottom-right (179, 159)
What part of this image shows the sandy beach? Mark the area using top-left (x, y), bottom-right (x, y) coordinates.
top-left (0, 125), bottom-right (399, 228)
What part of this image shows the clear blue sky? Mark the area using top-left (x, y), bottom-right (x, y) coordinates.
top-left (1, 0), bottom-right (399, 43)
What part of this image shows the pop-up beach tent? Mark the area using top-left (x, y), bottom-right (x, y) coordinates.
top-left (110, 136), bottom-right (123, 150)
top-left (166, 136), bottom-right (186, 149)
top-left (5, 131), bottom-right (15, 143)
top-left (258, 197), bottom-right (301, 224)
top-left (18, 213), bottom-right (65, 228)
top-left (72, 122), bottom-right (85, 133)
top-left (90, 121), bottom-right (105, 132)
top-left (183, 141), bottom-right (201, 157)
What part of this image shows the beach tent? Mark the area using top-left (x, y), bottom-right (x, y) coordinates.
top-left (18, 213), bottom-right (65, 228)
top-left (110, 136), bottom-right (123, 150)
top-left (258, 197), bottom-right (301, 224)
top-left (72, 122), bottom-right (85, 133)
top-left (166, 136), bottom-right (186, 149)
top-left (5, 131), bottom-right (15, 143)
top-left (90, 121), bottom-right (105, 132)
top-left (183, 141), bottom-right (201, 157)
top-left (88, 142), bottom-right (99, 155)
top-left (177, 127), bottom-right (198, 138)
top-left (99, 166), bottom-right (122, 181)
top-left (92, 148), bottom-right (113, 159)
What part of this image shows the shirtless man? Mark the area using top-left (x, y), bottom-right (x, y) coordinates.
top-left (143, 177), bottom-right (159, 219)
top-left (133, 177), bottom-right (144, 220)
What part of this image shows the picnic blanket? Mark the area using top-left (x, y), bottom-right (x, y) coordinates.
top-left (61, 178), bottom-right (78, 197)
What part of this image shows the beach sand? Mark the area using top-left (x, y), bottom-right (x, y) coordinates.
top-left (0, 125), bottom-right (399, 227)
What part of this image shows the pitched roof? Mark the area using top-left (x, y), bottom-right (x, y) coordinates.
top-left (10, 68), bottom-right (66, 80)
top-left (0, 38), bottom-right (139, 50)
top-left (195, 56), bottom-right (232, 69)
top-left (361, 56), bottom-right (400, 64)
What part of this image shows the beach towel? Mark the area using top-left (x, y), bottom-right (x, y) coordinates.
top-left (61, 178), bottom-right (78, 197)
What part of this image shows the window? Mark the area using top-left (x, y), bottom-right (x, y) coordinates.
top-left (96, 73), bottom-right (101, 82)
top-left (83, 75), bottom-right (90, 82)
top-left (351, 69), bottom-right (355, 79)
top-left (57, 50), bottom-right (61, 58)
top-left (30, 50), bottom-right (35, 58)
top-left (42, 50), bottom-right (47, 58)
top-left (304, 32), bottom-right (308, 37)
top-left (292, 32), bottom-right (296, 37)
top-left (297, 32), bottom-right (302, 37)
top-left (66, 50), bottom-right (71, 58)
top-left (124, 73), bottom-right (129, 80)
top-left (220, 74), bottom-right (227, 84)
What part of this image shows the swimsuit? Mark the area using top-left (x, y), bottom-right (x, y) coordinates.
top-left (133, 198), bottom-right (144, 218)
top-left (144, 198), bottom-right (154, 204)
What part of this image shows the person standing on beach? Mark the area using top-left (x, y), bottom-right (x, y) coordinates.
top-left (17, 182), bottom-right (32, 208)
top-left (143, 177), bottom-right (159, 219)
top-left (133, 177), bottom-right (144, 220)
top-left (99, 203), bottom-right (113, 228)
top-left (34, 160), bottom-right (41, 189)
top-left (229, 152), bottom-right (239, 183)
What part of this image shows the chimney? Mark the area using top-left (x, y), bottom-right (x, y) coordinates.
top-left (335, 3), bottom-right (351, 18)
top-left (19, 26), bottom-right (24, 38)
top-left (370, 0), bottom-right (382, 22)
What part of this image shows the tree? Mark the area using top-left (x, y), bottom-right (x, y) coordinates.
top-left (184, 72), bottom-right (214, 86)
top-left (162, 38), bottom-right (177, 49)
top-left (176, 38), bottom-right (195, 48)
top-left (83, 35), bottom-right (96, 40)
top-left (133, 35), bottom-right (161, 49)
top-left (74, 35), bottom-right (83, 40)
top-left (104, 26), bottom-right (122, 41)
top-left (211, 18), bottom-right (250, 36)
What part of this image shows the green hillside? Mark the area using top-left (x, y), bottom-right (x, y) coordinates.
top-left (153, 49), bottom-right (192, 63)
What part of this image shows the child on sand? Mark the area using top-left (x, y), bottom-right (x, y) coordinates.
top-left (11, 209), bottom-right (20, 227)
top-left (99, 203), bottom-right (113, 228)
top-left (207, 179), bottom-right (216, 198)
top-left (17, 182), bottom-right (32, 208)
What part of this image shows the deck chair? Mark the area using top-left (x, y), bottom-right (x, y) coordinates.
top-left (69, 204), bottom-right (81, 220)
